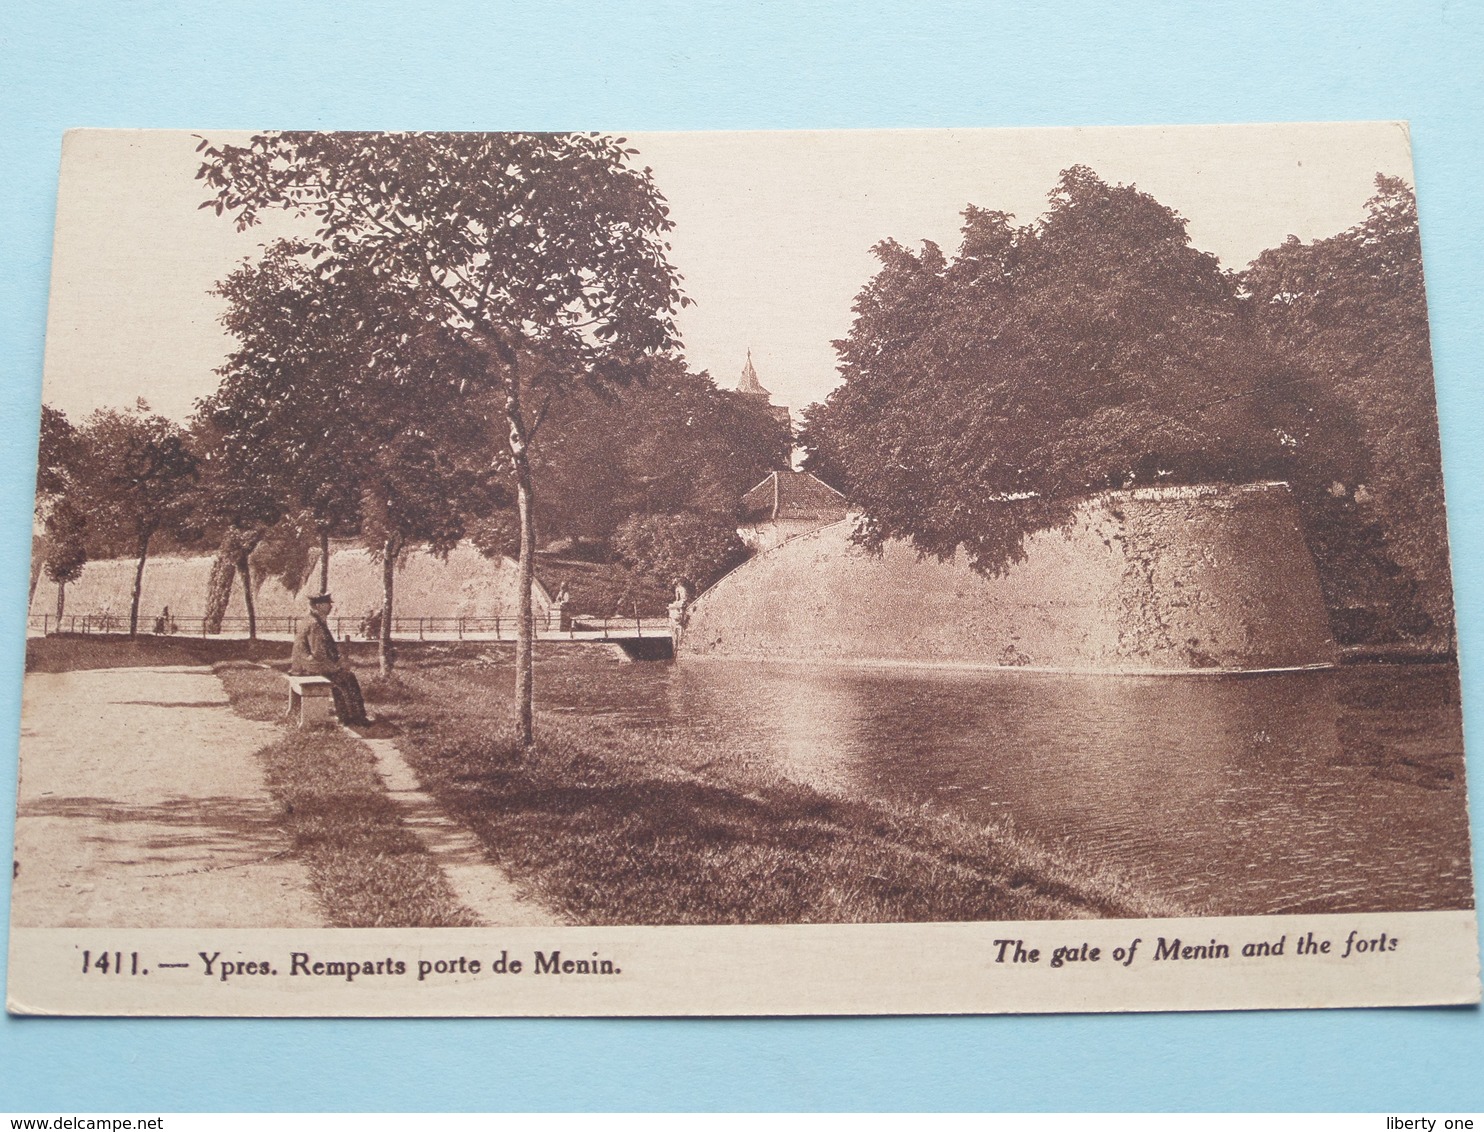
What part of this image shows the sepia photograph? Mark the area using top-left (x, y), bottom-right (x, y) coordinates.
top-left (6, 122), bottom-right (1478, 1016)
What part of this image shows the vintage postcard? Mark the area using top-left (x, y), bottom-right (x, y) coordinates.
top-left (7, 123), bottom-right (1478, 1016)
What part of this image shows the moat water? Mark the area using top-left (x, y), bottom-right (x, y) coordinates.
top-left (532, 655), bottom-right (1475, 915)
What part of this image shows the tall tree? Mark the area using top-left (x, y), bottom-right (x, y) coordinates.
top-left (205, 238), bottom-right (363, 606)
top-left (1244, 176), bottom-right (1449, 643)
top-left (43, 499), bottom-right (89, 623)
top-left (34, 406), bottom-right (89, 616)
top-left (209, 245), bottom-right (507, 672)
top-left (611, 512), bottom-right (749, 597)
top-left (189, 414), bottom-right (286, 639)
top-left (37, 405), bottom-right (83, 501)
top-left (199, 132), bottom-right (686, 745)
top-left (79, 404), bottom-right (198, 635)
top-left (352, 321), bottom-right (508, 673)
top-left (804, 166), bottom-right (1355, 575)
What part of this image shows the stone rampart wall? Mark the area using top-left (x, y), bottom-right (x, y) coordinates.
top-left (682, 481), bottom-right (1338, 673)
top-left (29, 542), bottom-right (548, 626)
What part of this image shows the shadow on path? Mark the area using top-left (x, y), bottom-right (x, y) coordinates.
top-left (12, 665), bottom-right (323, 928)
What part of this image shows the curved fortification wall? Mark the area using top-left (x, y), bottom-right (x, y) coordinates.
top-left (682, 482), bottom-right (1338, 673)
top-left (29, 542), bottom-right (549, 626)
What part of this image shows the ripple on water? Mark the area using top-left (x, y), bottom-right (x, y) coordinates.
top-left (535, 655), bottom-right (1474, 915)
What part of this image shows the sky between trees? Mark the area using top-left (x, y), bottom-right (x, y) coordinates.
top-left (40, 122), bottom-right (1417, 424)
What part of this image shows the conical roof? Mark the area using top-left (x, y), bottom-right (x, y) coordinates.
top-left (737, 350), bottom-right (770, 397)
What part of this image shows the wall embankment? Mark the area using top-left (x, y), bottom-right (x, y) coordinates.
top-left (28, 542), bottom-right (549, 627)
top-left (681, 482), bottom-right (1339, 673)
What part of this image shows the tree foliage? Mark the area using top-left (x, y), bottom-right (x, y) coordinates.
top-left (74, 404), bottom-right (198, 635)
top-left (534, 360), bottom-right (792, 546)
top-left (205, 238), bottom-right (364, 548)
top-left (803, 166), bottom-right (1360, 576)
top-left (1243, 176), bottom-right (1450, 642)
top-left (42, 499), bottom-right (89, 621)
top-left (195, 240), bottom-right (352, 636)
top-left (804, 165), bottom-right (1447, 646)
top-left (198, 132), bottom-right (687, 730)
top-left (34, 406), bottom-right (89, 609)
top-left (203, 241), bottom-right (508, 667)
top-left (189, 408), bottom-right (290, 638)
top-left (197, 132), bottom-right (686, 385)
top-left (612, 512), bottom-right (749, 596)
top-left (37, 405), bottom-right (83, 503)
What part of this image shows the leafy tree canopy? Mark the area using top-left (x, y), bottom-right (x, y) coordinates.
top-left (198, 132), bottom-right (687, 709)
top-left (69, 403), bottom-right (198, 634)
top-left (37, 405), bottom-right (82, 504)
top-left (198, 131), bottom-right (687, 392)
top-left (79, 403), bottom-right (199, 555)
top-left (43, 499), bottom-right (89, 588)
top-left (534, 359), bottom-right (793, 547)
top-left (201, 237), bottom-right (515, 659)
top-left (612, 511), bottom-right (749, 596)
top-left (1243, 176), bottom-right (1451, 642)
top-left (35, 405), bottom-right (90, 604)
top-left (803, 166), bottom-right (1360, 575)
top-left (201, 238), bottom-right (363, 543)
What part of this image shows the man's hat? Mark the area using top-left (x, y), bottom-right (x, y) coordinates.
top-left (308, 592), bottom-right (333, 606)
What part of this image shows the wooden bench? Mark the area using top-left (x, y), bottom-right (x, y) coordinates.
top-left (284, 674), bottom-right (336, 729)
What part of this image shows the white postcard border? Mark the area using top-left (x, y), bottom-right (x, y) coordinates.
top-left (8, 910), bottom-right (1479, 1017)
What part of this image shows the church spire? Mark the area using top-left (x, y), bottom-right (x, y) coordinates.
top-left (734, 349), bottom-right (792, 432)
top-left (737, 349), bottom-right (770, 397)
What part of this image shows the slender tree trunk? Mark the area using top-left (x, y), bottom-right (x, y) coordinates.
top-left (379, 535), bottom-right (397, 675)
top-left (319, 527), bottom-right (331, 595)
top-left (503, 369), bottom-right (536, 750)
top-left (203, 531), bottom-right (239, 634)
top-left (235, 551), bottom-right (257, 640)
top-left (128, 532), bottom-right (151, 637)
top-left (56, 580), bottom-right (66, 624)
top-left (514, 454), bottom-right (536, 748)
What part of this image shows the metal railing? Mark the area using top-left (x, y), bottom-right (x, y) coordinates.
top-left (30, 612), bottom-right (675, 641)
top-left (31, 614), bottom-right (306, 638)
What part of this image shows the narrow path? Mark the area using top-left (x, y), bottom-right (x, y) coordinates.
top-left (12, 666), bottom-right (323, 928)
top-left (356, 732), bottom-right (560, 926)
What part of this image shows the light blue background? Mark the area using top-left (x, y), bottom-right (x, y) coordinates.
top-left (2, 0), bottom-right (1481, 1112)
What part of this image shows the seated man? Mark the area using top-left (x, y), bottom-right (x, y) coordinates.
top-left (289, 592), bottom-right (369, 725)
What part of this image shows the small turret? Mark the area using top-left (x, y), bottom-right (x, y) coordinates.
top-left (735, 350), bottom-right (792, 429)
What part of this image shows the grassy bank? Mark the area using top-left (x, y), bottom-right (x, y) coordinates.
top-left (215, 663), bottom-right (478, 927)
top-left (25, 634), bottom-right (606, 675)
top-left (378, 653), bottom-right (1179, 925)
top-left (26, 633), bottom-right (289, 673)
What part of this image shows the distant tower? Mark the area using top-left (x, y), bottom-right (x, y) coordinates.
top-left (736, 350), bottom-right (792, 430)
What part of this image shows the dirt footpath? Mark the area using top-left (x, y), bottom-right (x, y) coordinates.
top-left (11, 665), bottom-right (323, 927)
top-left (361, 734), bottom-right (559, 926)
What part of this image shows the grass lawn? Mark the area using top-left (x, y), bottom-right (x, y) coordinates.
top-left (215, 662), bottom-right (478, 928)
top-left (373, 650), bottom-right (1180, 925)
top-left (25, 633), bottom-right (289, 672)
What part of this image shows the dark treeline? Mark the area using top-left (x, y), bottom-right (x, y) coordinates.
top-left (801, 167), bottom-right (1450, 647)
top-left (35, 362), bottom-right (787, 640)
top-left (36, 402), bottom-right (199, 636)
top-left (529, 359), bottom-right (789, 611)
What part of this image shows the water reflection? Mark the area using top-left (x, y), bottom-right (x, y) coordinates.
top-left (536, 655), bottom-right (1473, 914)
